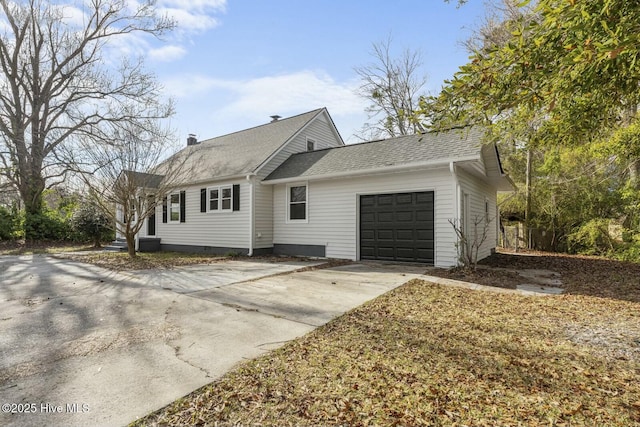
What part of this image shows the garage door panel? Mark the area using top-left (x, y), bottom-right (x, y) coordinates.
top-left (416, 193), bottom-right (434, 204)
top-left (396, 211), bottom-right (414, 222)
top-left (377, 195), bottom-right (394, 205)
top-left (396, 194), bottom-right (413, 204)
top-left (377, 212), bottom-right (394, 222)
top-left (417, 230), bottom-right (434, 240)
top-left (361, 213), bottom-right (375, 223)
top-left (360, 191), bottom-right (434, 264)
top-left (396, 229), bottom-right (414, 241)
top-left (377, 230), bottom-right (394, 241)
top-left (416, 210), bottom-right (433, 221)
top-left (361, 196), bottom-right (376, 207)
top-left (361, 230), bottom-right (375, 240)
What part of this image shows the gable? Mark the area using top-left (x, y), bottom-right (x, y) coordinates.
top-left (161, 108), bottom-right (334, 186)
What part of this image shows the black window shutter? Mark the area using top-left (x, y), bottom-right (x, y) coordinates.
top-left (180, 190), bottom-right (186, 222)
top-left (162, 197), bottom-right (167, 223)
top-left (200, 188), bottom-right (206, 212)
top-left (233, 184), bottom-right (240, 211)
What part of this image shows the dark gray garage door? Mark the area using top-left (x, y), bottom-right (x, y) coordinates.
top-left (360, 191), bottom-right (434, 264)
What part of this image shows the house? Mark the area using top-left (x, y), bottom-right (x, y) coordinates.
top-left (124, 108), bottom-right (513, 267)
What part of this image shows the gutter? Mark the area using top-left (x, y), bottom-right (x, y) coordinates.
top-left (246, 174), bottom-right (254, 256)
top-left (262, 156), bottom-right (480, 185)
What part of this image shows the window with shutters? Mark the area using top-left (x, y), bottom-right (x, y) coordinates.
top-left (169, 193), bottom-right (181, 222)
top-left (206, 185), bottom-right (238, 212)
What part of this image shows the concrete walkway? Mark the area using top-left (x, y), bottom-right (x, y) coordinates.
top-left (0, 256), bottom-right (424, 427)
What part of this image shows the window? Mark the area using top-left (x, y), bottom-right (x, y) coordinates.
top-left (221, 186), bottom-right (232, 210)
top-left (206, 185), bottom-right (233, 212)
top-left (288, 185), bottom-right (307, 221)
top-left (169, 193), bottom-right (180, 222)
top-left (306, 138), bottom-right (315, 152)
top-left (209, 188), bottom-right (219, 210)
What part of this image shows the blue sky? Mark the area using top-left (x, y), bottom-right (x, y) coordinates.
top-left (145, 0), bottom-right (487, 144)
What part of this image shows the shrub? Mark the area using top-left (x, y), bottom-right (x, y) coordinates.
top-left (24, 209), bottom-right (72, 241)
top-left (566, 218), bottom-right (615, 255)
top-left (71, 204), bottom-right (113, 247)
top-left (0, 205), bottom-right (21, 240)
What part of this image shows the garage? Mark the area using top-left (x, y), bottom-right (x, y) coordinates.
top-left (360, 191), bottom-right (435, 263)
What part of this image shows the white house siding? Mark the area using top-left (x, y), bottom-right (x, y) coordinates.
top-left (271, 167), bottom-right (460, 267)
top-left (456, 168), bottom-right (498, 261)
top-left (254, 113), bottom-right (344, 250)
top-left (154, 180), bottom-right (250, 250)
top-left (253, 183), bottom-right (273, 250)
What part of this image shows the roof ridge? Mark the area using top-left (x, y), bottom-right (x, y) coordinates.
top-left (196, 108), bottom-right (325, 145)
top-left (285, 132), bottom-right (425, 157)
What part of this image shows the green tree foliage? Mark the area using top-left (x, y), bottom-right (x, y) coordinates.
top-left (431, 0), bottom-right (640, 260)
top-left (0, 205), bottom-right (21, 240)
top-left (431, 0), bottom-right (640, 144)
top-left (71, 203), bottom-right (113, 247)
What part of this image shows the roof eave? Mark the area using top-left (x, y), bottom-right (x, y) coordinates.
top-left (261, 155), bottom-right (480, 185)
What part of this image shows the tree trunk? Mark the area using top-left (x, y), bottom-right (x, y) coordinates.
top-left (20, 173), bottom-right (46, 241)
top-left (125, 230), bottom-right (136, 258)
top-left (524, 148), bottom-right (533, 249)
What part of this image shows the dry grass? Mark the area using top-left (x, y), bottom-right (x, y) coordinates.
top-left (132, 276), bottom-right (640, 427)
top-left (60, 251), bottom-right (228, 271)
top-left (0, 240), bottom-right (94, 255)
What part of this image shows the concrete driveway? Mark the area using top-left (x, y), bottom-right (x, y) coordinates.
top-left (0, 255), bottom-right (425, 427)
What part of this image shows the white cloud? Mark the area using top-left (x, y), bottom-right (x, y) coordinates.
top-left (162, 70), bottom-right (369, 144)
top-left (223, 70), bottom-right (364, 118)
top-left (158, 0), bottom-right (226, 33)
top-left (149, 45), bottom-right (187, 62)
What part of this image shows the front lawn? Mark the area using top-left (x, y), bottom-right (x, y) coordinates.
top-left (132, 275), bottom-right (640, 426)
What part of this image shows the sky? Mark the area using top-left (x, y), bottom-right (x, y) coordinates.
top-left (143, 0), bottom-right (488, 145)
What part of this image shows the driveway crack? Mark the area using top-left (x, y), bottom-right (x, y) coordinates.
top-left (163, 302), bottom-right (211, 379)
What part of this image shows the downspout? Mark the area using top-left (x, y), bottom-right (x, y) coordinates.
top-left (450, 161), bottom-right (460, 266)
top-left (246, 174), bottom-right (254, 256)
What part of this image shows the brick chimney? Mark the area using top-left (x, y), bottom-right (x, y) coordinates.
top-left (187, 134), bottom-right (198, 146)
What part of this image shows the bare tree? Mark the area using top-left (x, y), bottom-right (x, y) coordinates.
top-left (449, 215), bottom-right (492, 270)
top-left (77, 119), bottom-right (193, 258)
top-left (0, 0), bottom-right (174, 238)
top-left (354, 37), bottom-right (427, 139)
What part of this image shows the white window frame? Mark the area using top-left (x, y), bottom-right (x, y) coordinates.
top-left (286, 183), bottom-right (308, 223)
top-left (207, 185), bottom-right (233, 213)
top-left (306, 137), bottom-right (315, 152)
top-left (168, 192), bottom-right (181, 223)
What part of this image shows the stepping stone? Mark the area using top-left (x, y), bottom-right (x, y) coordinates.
top-left (517, 283), bottom-right (564, 295)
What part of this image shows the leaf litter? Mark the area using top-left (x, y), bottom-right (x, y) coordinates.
top-left (132, 253), bottom-right (640, 427)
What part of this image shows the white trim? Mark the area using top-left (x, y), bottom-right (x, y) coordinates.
top-left (306, 137), bottom-right (316, 151)
top-left (206, 185), bottom-right (233, 212)
top-left (262, 156), bottom-right (481, 185)
top-left (286, 182), bottom-right (309, 223)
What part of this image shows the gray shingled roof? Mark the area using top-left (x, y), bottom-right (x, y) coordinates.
top-left (264, 127), bottom-right (484, 182)
top-left (164, 108), bottom-right (325, 185)
top-left (121, 171), bottom-right (164, 189)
